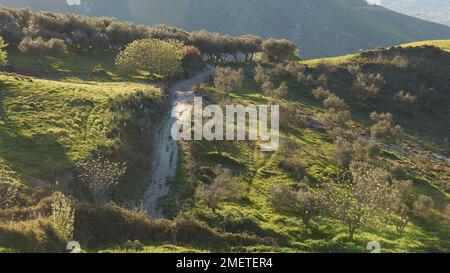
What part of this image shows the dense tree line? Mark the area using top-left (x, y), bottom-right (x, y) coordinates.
top-left (0, 7), bottom-right (264, 61)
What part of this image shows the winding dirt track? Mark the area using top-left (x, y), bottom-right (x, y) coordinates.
top-left (144, 69), bottom-right (212, 219)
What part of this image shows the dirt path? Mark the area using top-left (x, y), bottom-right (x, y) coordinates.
top-left (144, 68), bottom-right (212, 219)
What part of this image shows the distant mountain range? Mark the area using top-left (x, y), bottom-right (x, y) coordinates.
top-left (1, 0), bottom-right (450, 58)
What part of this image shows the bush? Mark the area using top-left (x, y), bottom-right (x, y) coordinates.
top-left (18, 36), bottom-right (67, 56)
top-left (50, 192), bottom-right (75, 242)
top-left (334, 139), bottom-right (354, 169)
top-left (122, 240), bottom-right (144, 251)
top-left (312, 87), bottom-right (332, 101)
top-left (323, 94), bottom-right (348, 111)
top-left (413, 195), bottom-right (434, 222)
top-left (278, 156), bottom-right (306, 179)
top-left (91, 63), bottom-right (108, 77)
top-left (214, 67), bottom-right (244, 95)
top-left (0, 36), bottom-right (7, 66)
top-left (370, 112), bottom-right (403, 143)
top-left (268, 184), bottom-right (323, 226)
top-left (334, 137), bottom-right (379, 169)
top-left (394, 90), bottom-right (417, 104)
top-left (321, 108), bottom-right (351, 129)
top-left (261, 38), bottom-right (299, 63)
top-left (353, 73), bottom-right (385, 101)
top-left (254, 65), bottom-right (271, 84)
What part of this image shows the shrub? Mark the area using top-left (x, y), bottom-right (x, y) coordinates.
top-left (315, 61), bottom-right (336, 74)
top-left (254, 65), bottom-right (271, 84)
top-left (370, 112), bottom-right (403, 143)
top-left (0, 182), bottom-right (18, 209)
top-left (91, 63), bottom-right (108, 77)
top-left (394, 90), bottom-right (417, 104)
top-left (268, 184), bottom-right (323, 226)
top-left (279, 102), bottom-right (308, 137)
top-left (181, 45), bottom-right (203, 75)
top-left (323, 94), bottom-right (348, 111)
top-left (50, 192), bottom-right (75, 242)
top-left (18, 36), bottom-right (67, 56)
top-left (266, 81), bottom-right (288, 101)
top-left (353, 73), bottom-right (385, 101)
top-left (321, 108), bottom-right (351, 129)
top-left (278, 156), bottom-right (307, 179)
top-left (347, 64), bottom-right (361, 75)
top-left (413, 195), bottom-right (434, 221)
top-left (0, 36), bottom-right (7, 66)
top-left (122, 240), bottom-right (144, 251)
top-left (334, 137), bottom-right (379, 169)
top-left (0, 219), bottom-right (65, 253)
top-left (334, 139), bottom-right (354, 169)
top-left (311, 87), bottom-right (332, 101)
top-left (261, 38), bottom-right (299, 63)
top-left (214, 67), bottom-right (244, 95)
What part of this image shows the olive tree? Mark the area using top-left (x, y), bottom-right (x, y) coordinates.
top-left (268, 184), bottom-right (323, 227)
top-left (261, 38), bottom-right (299, 63)
top-left (115, 38), bottom-right (184, 78)
top-left (370, 112), bottom-right (403, 143)
top-left (324, 162), bottom-right (398, 240)
top-left (197, 166), bottom-right (234, 216)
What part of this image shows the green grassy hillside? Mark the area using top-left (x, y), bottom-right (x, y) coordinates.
top-left (159, 43), bottom-right (450, 253)
top-left (303, 40), bottom-right (450, 66)
top-left (0, 48), bottom-right (162, 194)
top-left (0, 39), bottom-right (448, 253)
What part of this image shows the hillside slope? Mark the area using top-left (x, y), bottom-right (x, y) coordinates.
top-left (379, 0), bottom-right (450, 26)
top-left (0, 49), bottom-right (163, 200)
top-left (1, 0), bottom-right (450, 58)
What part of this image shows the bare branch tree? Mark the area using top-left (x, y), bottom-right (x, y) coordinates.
top-left (79, 156), bottom-right (127, 205)
top-left (0, 182), bottom-right (18, 209)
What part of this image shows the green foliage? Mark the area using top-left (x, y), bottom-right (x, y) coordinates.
top-left (370, 112), bottom-right (404, 144)
top-left (18, 37), bottom-right (67, 56)
top-left (214, 67), bottom-right (245, 95)
top-left (197, 166), bottom-right (234, 215)
top-left (115, 38), bottom-right (183, 78)
top-left (50, 192), bottom-right (75, 242)
top-left (0, 37), bottom-right (7, 66)
top-left (261, 38), bottom-right (299, 63)
top-left (323, 162), bottom-right (399, 240)
top-left (268, 184), bottom-right (323, 226)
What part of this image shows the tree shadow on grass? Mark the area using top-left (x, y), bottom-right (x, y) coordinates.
top-left (0, 127), bottom-right (74, 180)
top-left (0, 85), bottom-right (74, 180)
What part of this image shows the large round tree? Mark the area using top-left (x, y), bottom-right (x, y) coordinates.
top-left (115, 38), bottom-right (184, 78)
